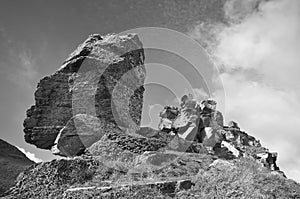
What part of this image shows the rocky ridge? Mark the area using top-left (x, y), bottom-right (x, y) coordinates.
top-left (4, 33), bottom-right (300, 198)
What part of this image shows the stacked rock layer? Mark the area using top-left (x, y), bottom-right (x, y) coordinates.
top-left (23, 33), bottom-right (146, 156)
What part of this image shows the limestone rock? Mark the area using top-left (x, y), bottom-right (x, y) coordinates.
top-left (23, 33), bottom-right (146, 155)
top-left (158, 95), bottom-right (224, 145)
top-left (157, 94), bottom-right (282, 171)
top-left (199, 99), bottom-right (224, 129)
top-left (133, 151), bottom-right (179, 171)
top-left (228, 121), bottom-right (240, 130)
top-left (0, 139), bottom-right (34, 195)
top-left (256, 152), bottom-right (280, 171)
top-left (63, 178), bottom-right (192, 198)
top-left (209, 159), bottom-right (235, 170)
top-left (51, 114), bottom-right (108, 157)
top-left (220, 141), bottom-right (240, 157)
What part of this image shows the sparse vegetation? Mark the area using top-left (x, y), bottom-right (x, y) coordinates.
top-left (179, 158), bottom-right (300, 199)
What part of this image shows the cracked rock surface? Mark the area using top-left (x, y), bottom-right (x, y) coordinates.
top-left (23, 33), bottom-right (146, 156)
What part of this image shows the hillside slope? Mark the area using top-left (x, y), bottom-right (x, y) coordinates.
top-left (2, 150), bottom-right (300, 198)
top-left (0, 139), bottom-right (34, 195)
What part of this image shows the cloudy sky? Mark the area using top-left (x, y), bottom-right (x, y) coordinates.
top-left (0, 0), bottom-right (299, 182)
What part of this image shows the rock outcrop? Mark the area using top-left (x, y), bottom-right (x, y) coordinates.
top-left (23, 33), bottom-right (146, 156)
top-left (0, 139), bottom-right (34, 195)
top-left (158, 95), bottom-right (224, 145)
top-left (157, 94), bottom-right (282, 172)
top-left (6, 33), bottom-right (300, 198)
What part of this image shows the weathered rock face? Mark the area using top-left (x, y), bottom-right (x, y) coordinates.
top-left (51, 114), bottom-right (107, 157)
top-left (23, 33), bottom-right (146, 156)
top-left (157, 95), bottom-right (283, 172)
top-left (158, 95), bottom-right (224, 145)
top-left (0, 139), bottom-right (34, 195)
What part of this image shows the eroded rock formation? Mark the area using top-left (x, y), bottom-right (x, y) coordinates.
top-left (8, 32), bottom-right (299, 199)
top-left (23, 33), bottom-right (146, 156)
top-left (158, 95), bottom-right (224, 145)
top-left (157, 94), bottom-right (281, 171)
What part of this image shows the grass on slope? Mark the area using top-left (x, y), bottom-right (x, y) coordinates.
top-left (176, 158), bottom-right (300, 199)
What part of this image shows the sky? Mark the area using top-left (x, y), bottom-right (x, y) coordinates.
top-left (189, 0), bottom-right (300, 182)
top-left (0, 0), bottom-right (299, 182)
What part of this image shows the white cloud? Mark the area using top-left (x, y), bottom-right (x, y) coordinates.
top-left (189, 0), bottom-right (300, 182)
top-left (16, 146), bottom-right (43, 163)
top-left (215, 0), bottom-right (300, 90)
top-left (215, 0), bottom-right (300, 182)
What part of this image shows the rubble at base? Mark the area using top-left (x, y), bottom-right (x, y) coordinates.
top-left (157, 94), bottom-right (280, 173)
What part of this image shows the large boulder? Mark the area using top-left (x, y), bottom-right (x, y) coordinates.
top-left (23, 33), bottom-right (146, 156)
